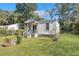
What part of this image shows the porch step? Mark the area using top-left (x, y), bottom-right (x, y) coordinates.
top-left (23, 29), bottom-right (32, 38)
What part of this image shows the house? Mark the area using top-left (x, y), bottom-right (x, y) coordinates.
top-left (0, 24), bottom-right (20, 30)
top-left (23, 19), bottom-right (60, 38)
top-left (7, 24), bottom-right (20, 30)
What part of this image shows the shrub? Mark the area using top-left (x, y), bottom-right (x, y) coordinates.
top-left (5, 38), bottom-right (11, 43)
top-left (15, 30), bottom-right (22, 44)
top-left (73, 23), bottom-right (79, 35)
top-left (16, 35), bottom-right (22, 44)
top-left (0, 28), bottom-right (7, 36)
top-left (1, 38), bottom-right (12, 47)
top-left (0, 28), bottom-right (16, 36)
top-left (15, 29), bottom-right (24, 36)
top-left (6, 30), bottom-right (16, 35)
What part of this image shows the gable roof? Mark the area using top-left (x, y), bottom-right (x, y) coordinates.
top-left (25, 19), bottom-right (54, 24)
top-left (38, 20), bottom-right (54, 23)
top-left (25, 19), bottom-right (37, 23)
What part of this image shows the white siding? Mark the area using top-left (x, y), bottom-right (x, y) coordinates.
top-left (37, 23), bottom-right (52, 35)
top-left (49, 23), bottom-right (54, 31)
top-left (7, 24), bottom-right (19, 30)
top-left (52, 21), bottom-right (60, 34)
top-left (37, 21), bottom-right (60, 35)
top-left (0, 24), bottom-right (20, 30)
top-left (37, 23), bottom-right (45, 34)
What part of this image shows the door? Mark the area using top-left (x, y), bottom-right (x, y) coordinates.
top-left (33, 23), bottom-right (37, 33)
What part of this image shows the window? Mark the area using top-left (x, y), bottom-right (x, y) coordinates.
top-left (46, 23), bottom-right (49, 30)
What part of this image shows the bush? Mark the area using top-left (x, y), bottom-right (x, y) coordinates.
top-left (1, 38), bottom-right (12, 47)
top-left (73, 23), bottom-right (79, 35)
top-left (15, 29), bottom-right (24, 36)
top-left (15, 30), bottom-right (22, 44)
top-left (0, 28), bottom-right (16, 36)
top-left (16, 35), bottom-right (22, 44)
top-left (0, 29), bottom-right (7, 36)
top-left (6, 30), bottom-right (16, 35)
top-left (4, 38), bottom-right (11, 43)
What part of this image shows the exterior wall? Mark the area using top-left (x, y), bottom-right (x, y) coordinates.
top-left (52, 21), bottom-right (60, 34)
top-left (37, 21), bottom-right (60, 35)
top-left (24, 20), bottom-right (60, 37)
top-left (0, 26), bottom-right (7, 29)
top-left (37, 23), bottom-right (52, 35)
top-left (7, 24), bottom-right (20, 30)
top-left (0, 24), bottom-right (20, 30)
top-left (49, 23), bottom-right (54, 32)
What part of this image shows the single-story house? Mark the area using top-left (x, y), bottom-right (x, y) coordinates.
top-left (7, 24), bottom-right (20, 30)
top-left (23, 19), bottom-right (60, 38)
top-left (0, 24), bottom-right (20, 30)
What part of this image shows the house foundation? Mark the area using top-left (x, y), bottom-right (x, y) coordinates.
top-left (34, 33), bottom-right (38, 38)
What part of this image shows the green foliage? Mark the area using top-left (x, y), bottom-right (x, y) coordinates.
top-left (15, 29), bottom-right (23, 44)
top-left (60, 4), bottom-right (68, 16)
top-left (0, 28), bottom-right (7, 36)
top-left (4, 37), bottom-right (11, 43)
top-left (0, 28), bottom-right (16, 36)
top-left (16, 29), bottom-right (24, 36)
top-left (0, 34), bottom-right (79, 55)
top-left (0, 10), bottom-right (8, 25)
top-left (16, 34), bottom-right (22, 44)
top-left (16, 3), bottom-right (37, 23)
top-left (58, 4), bottom-right (69, 32)
top-left (0, 9), bottom-right (18, 25)
top-left (57, 3), bottom-right (78, 34)
top-left (6, 30), bottom-right (16, 35)
top-left (0, 3), bottom-right (79, 35)
top-left (73, 22), bottom-right (79, 35)
top-left (30, 11), bottom-right (42, 21)
top-left (7, 13), bottom-right (17, 24)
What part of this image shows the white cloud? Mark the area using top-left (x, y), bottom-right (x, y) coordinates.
top-left (34, 10), bottom-right (58, 20)
top-left (34, 10), bottom-right (49, 18)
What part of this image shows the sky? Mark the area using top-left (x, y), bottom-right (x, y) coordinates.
top-left (0, 3), bottom-right (54, 11)
top-left (0, 3), bottom-right (55, 19)
top-left (37, 3), bottom-right (54, 11)
top-left (0, 3), bottom-right (16, 11)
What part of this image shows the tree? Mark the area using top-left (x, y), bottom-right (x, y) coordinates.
top-left (15, 3), bottom-right (37, 23)
top-left (0, 10), bottom-right (17, 25)
top-left (7, 12), bottom-right (18, 24)
top-left (72, 4), bottom-right (79, 34)
top-left (56, 3), bottom-right (76, 33)
top-left (46, 9), bottom-right (55, 20)
top-left (0, 10), bottom-right (9, 25)
top-left (30, 11), bottom-right (43, 21)
top-left (58, 4), bottom-right (68, 32)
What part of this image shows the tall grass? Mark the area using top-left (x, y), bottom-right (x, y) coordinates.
top-left (0, 33), bottom-right (79, 56)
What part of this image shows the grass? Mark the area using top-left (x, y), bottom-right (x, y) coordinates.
top-left (0, 33), bottom-right (79, 56)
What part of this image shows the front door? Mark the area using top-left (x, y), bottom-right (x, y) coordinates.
top-left (33, 23), bottom-right (37, 33)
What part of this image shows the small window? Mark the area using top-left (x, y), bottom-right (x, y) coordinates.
top-left (46, 23), bottom-right (49, 30)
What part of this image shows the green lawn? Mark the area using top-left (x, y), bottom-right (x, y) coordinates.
top-left (0, 33), bottom-right (79, 56)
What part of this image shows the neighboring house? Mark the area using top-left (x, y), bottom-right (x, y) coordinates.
top-left (23, 19), bottom-right (60, 38)
top-left (7, 24), bottom-right (20, 30)
top-left (0, 26), bottom-right (7, 29)
top-left (0, 24), bottom-right (20, 30)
